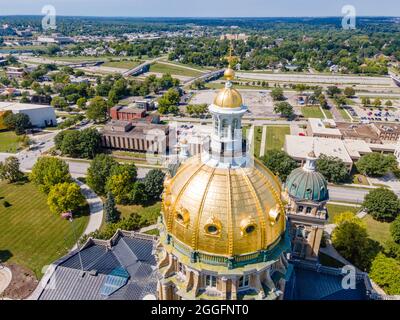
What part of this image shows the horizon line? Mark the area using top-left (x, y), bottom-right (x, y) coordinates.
top-left (0, 14), bottom-right (399, 19)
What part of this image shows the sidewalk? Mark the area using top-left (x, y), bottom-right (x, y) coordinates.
top-left (73, 180), bottom-right (104, 250)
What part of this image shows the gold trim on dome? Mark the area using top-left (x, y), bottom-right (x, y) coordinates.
top-left (192, 167), bottom-right (216, 248)
top-left (167, 162), bottom-right (206, 233)
top-left (226, 169), bottom-right (234, 255)
top-left (239, 167), bottom-right (267, 247)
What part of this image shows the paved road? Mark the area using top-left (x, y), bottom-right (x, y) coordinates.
top-left (328, 185), bottom-right (369, 204)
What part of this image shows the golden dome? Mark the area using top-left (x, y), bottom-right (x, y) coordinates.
top-left (213, 84), bottom-right (243, 109)
top-left (161, 156), bottom-right (286, 258)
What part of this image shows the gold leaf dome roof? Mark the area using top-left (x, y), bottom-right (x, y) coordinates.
top-left (162, 156), bottom-right (286, 258)
top-left (213, 84), bottom-right (243, 109)
top-left (213, 66), bottom-right (243, 109)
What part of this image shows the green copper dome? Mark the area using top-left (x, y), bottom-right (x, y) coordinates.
top-left (286, 158), bottom-right (329, 202)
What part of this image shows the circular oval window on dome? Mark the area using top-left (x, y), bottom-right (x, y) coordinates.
top-left (245, 225), bottom-right (256, 234)
top-left (206, 225), bottom-right (219, 235)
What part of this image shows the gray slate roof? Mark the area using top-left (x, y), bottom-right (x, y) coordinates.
top-left (38, 231), bottom-right (158, 300)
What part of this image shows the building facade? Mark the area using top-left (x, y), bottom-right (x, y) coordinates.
top-left (101, 120), bottom-right (169, 154)
top-left (284, 151), bottom-right (328, 261)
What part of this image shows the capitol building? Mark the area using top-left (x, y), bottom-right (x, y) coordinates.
top-left (35, 61), bottom-right (376, 301)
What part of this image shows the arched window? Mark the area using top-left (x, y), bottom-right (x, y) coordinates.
top-left (221, 119), bottom-right (229, 137)
top-left (232, 118), bottom-right (239, 137)
top-left (214, 116), bottom-right (219, 135)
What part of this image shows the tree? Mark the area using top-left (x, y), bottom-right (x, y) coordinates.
top-left (77, 97), bottom-right (87, 109)
top-left (51, 96), bottom-right (68, 110)
top-left (86, 96), bottom-right (108, 123)
top-left (158, 88), bottom-right (181, 112)
top-left (363, 188), bottom-right (400, 222)
top-left (385, 100), bottom-right (393, 107)
top-left (391, 216), bottom-right (400, 244)
top-left (4, 113), bottom-right (31, 135)
top-left (87, 154), bottom-right (118, 195)
top-left (104, 192), bottom-right (119, 223)
top-left (369, 253), bottom-right (400, 295)
top-left (361, 97), bottom-right (371, 108)
top-left (30, 157), bottom-right (72, 193)
top-left (373, 98), bottom-right (382, 108)
top-left (47, 182), bottom-right (85, 215)
top-left (356, 153), bottom-right (397, 177)
top-left (316, 154), bottom-right (349, 183)
top-left (55, 128), bottom-right (101, 159)
top-left (344, 87), bottom-right (356, 97)
top-left (326, 86), bottom-right (342, 97)
top-left (270, 87), bottom-right (285, 101)
top-left (105, 164), bottom-right (138, 204)
top-left (332, 212), bottom-right (376, 270)
top-left (130, 181), bottom-right (147, 205)
top-left (0, 110), bottom-right (12, 130)
top-left (261, 150), bottom-right (298, 182)
top-left (0, 156), bottom-right (24, 183)
top-left (143, 169), bottom-right (166, 202)
top-left (274, 101), bottom-right (294, 119)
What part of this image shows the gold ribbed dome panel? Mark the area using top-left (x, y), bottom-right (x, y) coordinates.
top-left (162, 156), bottom-right (285, 258)
top-left (213, 87), bottom-right (243, 109)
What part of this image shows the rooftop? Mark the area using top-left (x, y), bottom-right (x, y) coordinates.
top-left (336, 122), bottom-right (381, 142)
top-left (284, 135), bottom-right (353, 164)
top-left (0, 102), bottom-right (53, 111)
top-left (308, 118), bottom-right (342, 137)
top-left (35, 231), bottom-right (159, 300)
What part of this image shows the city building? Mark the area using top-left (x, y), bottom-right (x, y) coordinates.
top-left (220, 33), bottom-right (249, 41)
top-left (306, 118), bottom-right (343, 139)
top-left (0, 102), bottom-right (57, 127)
top-left (284, 135), bottom-right (397, 171)
top-left (101, 120), bottom-right (169, 154)
top-left (284, 151), bottom-right (328, 261)
top-left (37, 34), bottom-right (74, 45)
top-left (109, 104), bottom-right (158, 122)
top-left (285, 135), bottom-right (354, 171)
top-left (6, 66), bottom-right (26, 79)
top-left (395, 139), bottom-right (400, 166)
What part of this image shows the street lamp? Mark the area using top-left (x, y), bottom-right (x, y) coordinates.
top-left (61, 211), bottom-right (85, 277)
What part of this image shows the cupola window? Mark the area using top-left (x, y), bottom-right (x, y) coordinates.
top-left (205, 275), bottom-right (217, 288)
top-left (239, 275), bottom-right (250, 289)
top-left (207, 225), bottom-right (219, 234)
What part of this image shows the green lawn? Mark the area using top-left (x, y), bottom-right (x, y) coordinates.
top-left (301, 106), bottom-right (325, 118)
top-left (338, 107), bottom-right (351, 121)
top-left (322, 108), bottom-right (334, 119)
top-left (265, 126), bottom-right (290, 152)
top-left (352, 174), bottom-right (370, 186)
top-left (150, 63), bottom-right (203, 77)
top-left (326, 203), bottom-right (360, 223)
top-left (0, 131), bottom-right (21, 153)
top-left (362, 215), bottom-right (392, 246)
top-left (253, 126), bottom-right (263, 157)
top-left (102, 60), bottom-right (142, 69)
top-left (0, 181), bottom-right (89, 278)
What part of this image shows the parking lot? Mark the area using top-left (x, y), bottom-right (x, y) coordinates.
top-left (347, 98), bottom-right (400, 123)
top-left (190, 89), bottom-right (303, 118)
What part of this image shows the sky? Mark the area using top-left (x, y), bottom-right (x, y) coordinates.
top-left (0, 0), bottom-right (399, 17)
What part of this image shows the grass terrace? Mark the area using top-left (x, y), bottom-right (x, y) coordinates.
top-left (326, 203), bottom-right (360, 223)
top-left (102, 60), bottom-right (143, 69)
top-left (0, 181), bottom-right (89, 278)
top-left (265, 126), bottom-right (290, 151)
top-left (0, 131), bottom-right (21, 153)
top-left (150, 62), bottom-right (203, 77)
top-left (362, 215), bottom-right (392, 246)
top-left (301, 106), bottom-right (325, 119)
